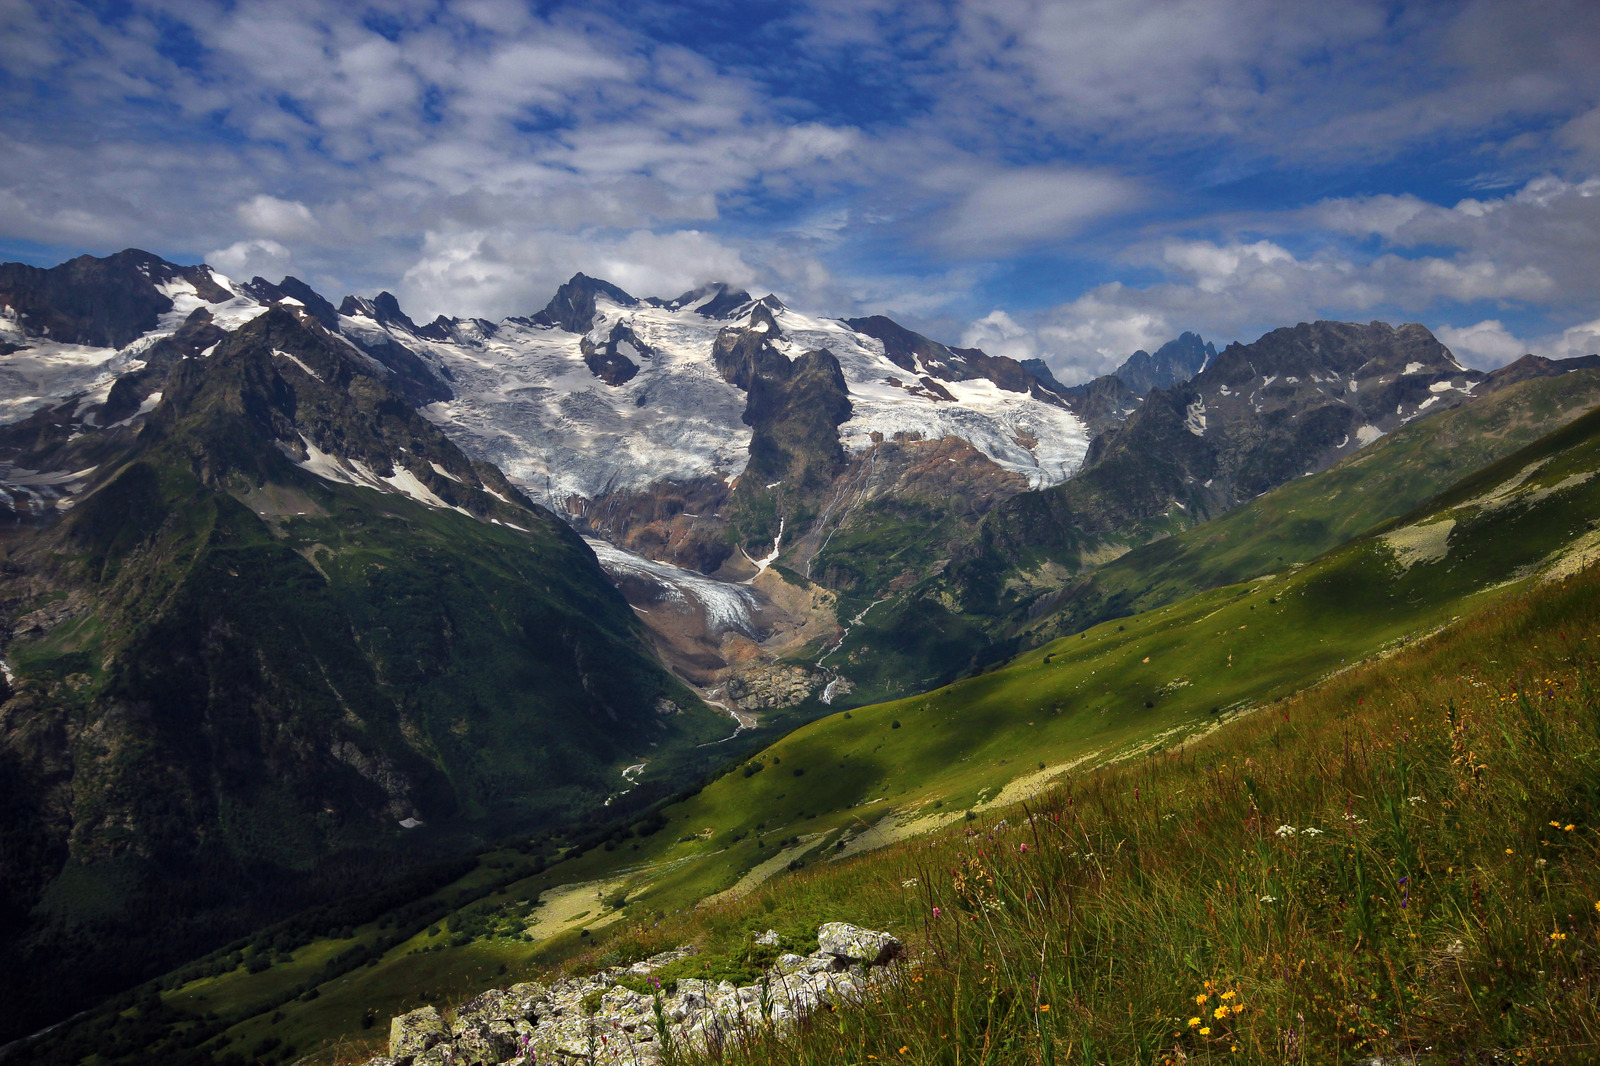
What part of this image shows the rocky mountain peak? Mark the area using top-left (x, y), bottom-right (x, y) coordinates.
top-left (338, 291), bottom-right (419, 333)
top-left (1114, 331), bottom-right (1214, 396)
top-left (0, 247), bottom-right (234, 348)
top-left (532, 273), bottom-right (639, 333)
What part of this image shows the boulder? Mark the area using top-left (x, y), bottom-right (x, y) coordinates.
top-left (389, 1005), bottom-right (447, 1064)
top-left (817, 923), bottom-right (901, 966)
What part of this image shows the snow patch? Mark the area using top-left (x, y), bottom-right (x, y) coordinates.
top-left (1355, 424), bottom-right (1384, 446)
top-left (272, 349), bottom-right (322, 381)
top-left (1184, 397), bottom-right (1207, 437)
top-left (1403, 362), bottom-right (1424, 374)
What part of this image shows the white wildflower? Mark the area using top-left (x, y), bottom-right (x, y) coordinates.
top-left (1407, 796), bottom-right (1426, 806)
top-left (1275, 825), bottom-right (1296, 838)
top-left (901, 878), bottom-right (919, 888)
top-left (1259, 895), bottom-right (1277, 903)
top-left (1302, 827), bottom-right (1324, 836)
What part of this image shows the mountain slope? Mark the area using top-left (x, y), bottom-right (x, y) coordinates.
top-left (1025, 362), bottom-right (1600, 639)
top-left (49, 372), bottom-right (1600, 1066)
top-left (0, 306), bottom-right (722, 1041)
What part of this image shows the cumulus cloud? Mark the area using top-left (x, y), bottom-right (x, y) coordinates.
top-left (396, 228), bottom-right (762, 321)
top-left (1434, 320), bottom-right (1531, 368)
top-left (237, 196), bottom-right (318, 241)
top-left (206, 238), bottom-right (292, 279)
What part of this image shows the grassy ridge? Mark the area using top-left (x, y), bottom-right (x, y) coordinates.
top-left (834, 369), bottom-right (1600, 699)
top-left (666, 542), bottom-right (1600, 1064)
top-left (1026, 367), bottom-right (1600, 642)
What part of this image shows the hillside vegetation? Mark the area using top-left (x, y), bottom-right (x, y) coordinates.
top-left (27, 390), bottom-right (1600, 1065)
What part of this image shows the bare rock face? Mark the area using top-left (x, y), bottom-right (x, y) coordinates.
top-left (367, 924), bottom-right (901, 1066)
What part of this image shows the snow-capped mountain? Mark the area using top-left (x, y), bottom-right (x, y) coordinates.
top-left (0, 255), bottom-right (1092, 542)
top-left (337, 276), bottom-right (1092, 516)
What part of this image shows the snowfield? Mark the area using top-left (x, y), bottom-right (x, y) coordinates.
top-left (1, 269), bottom-right (1091, 521)
top-left (343, 295), bottom-right (1090, 512)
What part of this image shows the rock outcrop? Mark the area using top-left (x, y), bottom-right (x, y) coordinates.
top-left (363, 924), bottom-right (902, 1066)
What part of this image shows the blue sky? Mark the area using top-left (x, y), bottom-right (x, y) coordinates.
top-left (4, 0), bottom-right (1600, 380)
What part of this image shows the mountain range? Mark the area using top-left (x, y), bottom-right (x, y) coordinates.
top-left (2, 247), bottom-right (1599, 1049)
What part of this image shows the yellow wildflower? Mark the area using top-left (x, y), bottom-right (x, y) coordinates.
top-left (1188, 1018), bottom-right (1201, 1028)
top-left (1214, 1006), bottom-right (1228, 1019)
top-left (1200, 1027), bottom-right (1212, 1036)
top-left (1195, 993), bottom-right (1208, 1005)
top-left (1038, 1004), bottom-right (1050, 1012)
top-left (1221, 990), bottom-right (1236, 1000)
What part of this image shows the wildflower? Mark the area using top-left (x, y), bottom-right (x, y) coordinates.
top-left (1275, 825), bottom-right (1296, 838)
top-left (1550, 931), bottom-right (1567, 942)
top-left (1188, 1018), bottom-right (1201, 1027)
top-left (1550, 821), bottom-right (1562, 828)
top-left (1302, 827), bottom-right (1324, 836)
top-left (1196, 993), bottom-right (1208, 1005)
top-left (1565, 824), bottom-right (1575, 832)
top-left (1038, 1004), bottom-right (1050, 1012)
top-left (1020, 843), bottom-right (1028, 854)
top-left (1407, 796), bottom-right (1425, 806)
top-left (1214, 1006), bottom-right (1228, 1020)
top-left (1258, 895), bottom-right (1276, 903)
top-left (901, 879), bottom-right (919, 888)
top-left (1506, 848), bottom-right (1514, 855)
top-left (931, 906), bottom-right (941, 919)
top-left (1200, 1027), bottom-right (1211, 1036)
top-left (1220, 990), bottom-right (1235, 1000)
top-left (899, 1047), bottom-right (909, 1055)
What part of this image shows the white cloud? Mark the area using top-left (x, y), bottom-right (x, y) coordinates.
top-left (396, 227), bottom-right (761, 321)
top-left (237, 195), bottom-right (318, 240)
top-left (961, 310), bottom-right (1039, 363)
top-left (1434, 320), bottom-right (1529, 368)
top-left (938, 168), bottom-right (1142, 254)
top-left (206, 238), bottom-right (292, 279)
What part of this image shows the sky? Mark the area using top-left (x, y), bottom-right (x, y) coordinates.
top-left (4, 0), bottom-right (1600, 382)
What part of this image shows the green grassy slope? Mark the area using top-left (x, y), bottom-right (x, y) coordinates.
top-left (38, 391), bottom-right (1600, 1065)
top-left (1023, 368), bottom-right (1600, 642)
top-left (830, 370), bottom-right (1600, 701)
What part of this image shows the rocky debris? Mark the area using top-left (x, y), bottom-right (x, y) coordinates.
top-left (365, 925), bottom-right (901, 1066)
top-left (817, 923), bottom-right (902, 966)
top-left (389, 1004), bottom-right (447, 1062)
top-left (721, 660), bottom-right (820, 710)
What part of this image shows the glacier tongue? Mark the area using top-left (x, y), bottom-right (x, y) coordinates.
top-left (585, 536), bottom-right (759, 637)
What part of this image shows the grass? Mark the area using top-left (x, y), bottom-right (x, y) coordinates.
top-left (610, 561), bottom-right (1600, 1065)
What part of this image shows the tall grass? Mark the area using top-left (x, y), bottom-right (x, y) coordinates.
top-left (631, 567), bottom-right (1600, 1065)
